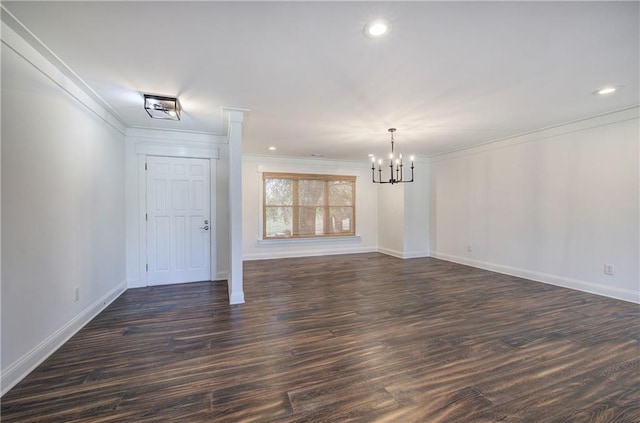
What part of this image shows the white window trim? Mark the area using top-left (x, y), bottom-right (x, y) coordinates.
top-left (256, 235), bottom-right (362, 246)
top-left (261, 172), bottom-right (357, 240)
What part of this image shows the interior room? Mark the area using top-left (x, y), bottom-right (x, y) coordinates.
top-left (1, 1), bottom-right (638, 421)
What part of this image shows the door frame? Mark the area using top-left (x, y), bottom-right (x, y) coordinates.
top-left (135, 143), bottom-right (219, 286)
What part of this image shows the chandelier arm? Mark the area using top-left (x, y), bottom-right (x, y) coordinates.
top-left (408, 164), bottom-right (414, 182)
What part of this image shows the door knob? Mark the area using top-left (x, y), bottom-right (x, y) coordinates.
top-left (200, 225), bottom-right (209, 230)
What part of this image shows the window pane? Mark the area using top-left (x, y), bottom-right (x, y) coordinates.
top-left (265, 206), bottom-right (292, 237)
top-left (329, 181), bottom-right (353, 206)
top-left (263, 173), bottom-right (355, 239)
top-left (329, 207), bottom-right (354, 234)
top-left (298, 207), bottom-right (323, 236)
top-left (265, 178), bottom-right (293, 206)
top-left (299, 180), bottom-right (324, 206)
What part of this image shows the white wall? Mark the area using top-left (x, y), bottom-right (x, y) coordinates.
top-left (430, 107), bottom-right (640, 303)
top-left (242, 155), bottom-right (378, 260)
top-left (1, 27), bottom-right (127, 393)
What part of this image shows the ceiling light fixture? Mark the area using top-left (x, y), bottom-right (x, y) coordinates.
top-left (370, 128), bottom-right (414, 185)
top-left (364, 19), bottom-right (391, 38)
top-left (594, 86), bottom-right (618, 95)
top-left (268, 146), bottom-right (277, 151)
top-left (144, 94), bottom-right (181, 120)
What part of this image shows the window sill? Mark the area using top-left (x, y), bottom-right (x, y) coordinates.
top-left (256, 235), bottom-right (361, 246)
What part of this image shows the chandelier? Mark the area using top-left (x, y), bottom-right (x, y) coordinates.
top-left (370, 128), bottom-right (414, 184)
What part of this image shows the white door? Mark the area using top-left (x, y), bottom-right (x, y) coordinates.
top-left (146, 156), bottom-right (211, 285)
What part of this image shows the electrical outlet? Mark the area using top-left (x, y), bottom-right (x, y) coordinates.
top-left (74, 287), bottom-right (80, 302)
top-left (604, 264), bottom-right (615, 276)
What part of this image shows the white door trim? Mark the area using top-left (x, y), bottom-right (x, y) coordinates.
top-left (135, 142), bottom-right (219, 286)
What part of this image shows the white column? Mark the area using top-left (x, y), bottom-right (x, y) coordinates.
top-left (227, 110), bottom-right (245, 304)
top-left (402, 159), bottom-right (430, 258)
top-left (376, 157), bottom-right (430, 259)
top-left (377, 183), bottom-right (405, 258)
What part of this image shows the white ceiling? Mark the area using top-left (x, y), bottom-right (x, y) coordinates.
top-left (2, 1), bottom-right (638, 160)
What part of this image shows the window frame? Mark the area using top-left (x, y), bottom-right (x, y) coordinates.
top-left (262, 172), bottom-right (356, 239)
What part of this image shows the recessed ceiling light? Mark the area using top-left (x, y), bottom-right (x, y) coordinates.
top-left (594, 86), bottom-right (618, 95)
top-left (364, 19), bottom-right (391, 38)
top-left (268, 146), bottom-right (276, 151)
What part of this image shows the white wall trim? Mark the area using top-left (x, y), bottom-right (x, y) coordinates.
top-left (216, 271), bottom-right (229, 281)
top-left (229, 291), bottom-right (245, 305)
top-left (431, 251), bottom-right (640, 304)
top-left (132, 152), bottom-right (219, 288)
top-left (134, 154), bottom-right (147, 288)
top-left (251, 156), bottom-right (366, 175)
top-left (0, 18), bottom-right (126, 135)
top-left (430, 106), bottom-right (639, 162)
top-left (244, 246), bottom-right (377, 261)
top-left (402, 250), bottom-right (431, 259)
top-left (127, 279), bottom-right (146, 289)
top-left (377, 247), bottom-right (404, 259)
top-left (127, 127), bottom-right (226, 144)
top-left (378, 247), bottom-right (430, 259)
top-left (134, 142), bottom-right (220, 159)
top-left (256, 235), bottom-right (362, 246)
top-left (1, 281), bottom-right (127, 396)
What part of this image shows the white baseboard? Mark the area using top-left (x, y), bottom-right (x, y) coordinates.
top-left (129, 274), bottom-right (229, 286)
top-left (378, 247), bottom-right (430, 259)
top-left (377, 247), bottom-right (404, 258)
top-left (403, 250), bottom-right (431, 259)
top-left (215, 271), bottom-right (229, 281)
top-left (431, 252), bottom-right (639, 304)
top-left (1, 281), bottom-right (127, 396)
top-left (243, 246), bottom-right (377, 261)
top-left (229, 291), bottom-right (245, 305)
top-left (127, 278), bottom-right (145, 289)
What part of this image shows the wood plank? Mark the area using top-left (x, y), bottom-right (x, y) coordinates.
top-left (2, 253), bottom-right (638, 422)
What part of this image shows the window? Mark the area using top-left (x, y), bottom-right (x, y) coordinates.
top-left (263, 173), bottom-right (356, 239)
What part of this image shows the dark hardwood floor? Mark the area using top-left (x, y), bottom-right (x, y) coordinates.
top-left (2, 253), bottom-right (639, 422)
